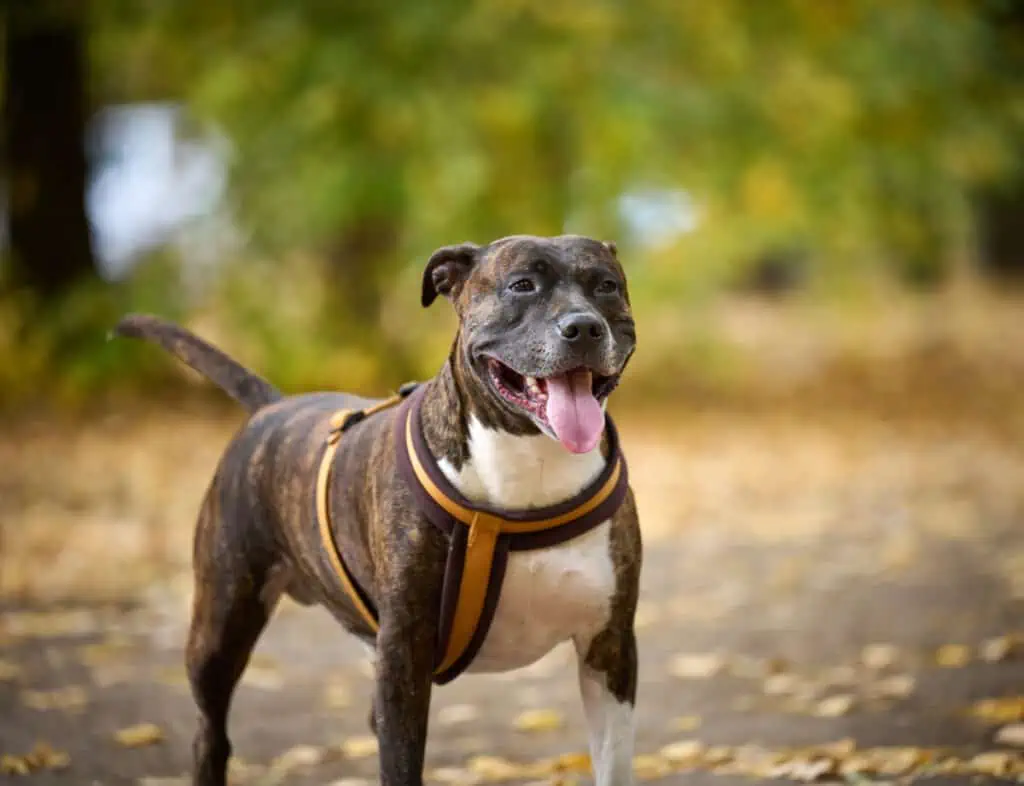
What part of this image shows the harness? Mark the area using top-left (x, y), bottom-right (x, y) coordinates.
top-left (315, 382), bottom-right (630, 684)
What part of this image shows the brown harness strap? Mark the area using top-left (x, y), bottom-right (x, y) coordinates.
top-left (315, 381), bottom-right (630, 684)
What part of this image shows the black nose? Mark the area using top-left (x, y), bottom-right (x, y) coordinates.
top-left (557, 312), bottom-right (606, 343)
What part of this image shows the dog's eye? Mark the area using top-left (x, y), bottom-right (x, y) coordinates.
top-left (508, 278), bottom-right (536, 294)
top-left (596, 279), bottom-right (619, 295)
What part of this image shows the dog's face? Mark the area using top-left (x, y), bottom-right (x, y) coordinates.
top-left (422, 235), bottom-right (636, 453)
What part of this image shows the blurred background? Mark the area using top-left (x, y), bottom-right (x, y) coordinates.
top-left (1, 1), bottom-right (1023, 783)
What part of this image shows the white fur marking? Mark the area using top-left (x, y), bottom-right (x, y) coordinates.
top-left (436, 417), bottom-right (615, 674)
top-left (578, 663), bottom-right (635, 786)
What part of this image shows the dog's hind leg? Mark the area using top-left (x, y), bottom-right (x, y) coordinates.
top-left (185, 491), bottom-right (276, 786)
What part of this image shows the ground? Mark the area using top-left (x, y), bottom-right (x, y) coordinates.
top-left (2, 376), bottom-right (1023, 784)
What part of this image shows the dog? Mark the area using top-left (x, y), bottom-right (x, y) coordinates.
top-left (114, 234), bottom-right (641, 786)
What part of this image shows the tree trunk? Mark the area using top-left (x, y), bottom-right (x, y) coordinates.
top-left (3, 3), bottom-right (97, 300)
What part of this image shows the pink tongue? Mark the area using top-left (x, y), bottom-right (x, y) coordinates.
top-left (545, 370), bottom-right (604, 453)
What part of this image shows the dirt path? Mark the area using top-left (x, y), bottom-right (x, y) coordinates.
top-left (2, 408), bottom-right (1023, 784)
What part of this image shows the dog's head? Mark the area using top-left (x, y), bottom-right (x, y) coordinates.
top-left (421, 234), bottom-right (636, 454)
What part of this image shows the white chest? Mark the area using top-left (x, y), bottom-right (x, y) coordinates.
top-left (439, 419), bottom-right (616, 674)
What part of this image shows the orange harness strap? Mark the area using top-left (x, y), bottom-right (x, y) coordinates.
top-left (315, 394), bottom-right (408, 634)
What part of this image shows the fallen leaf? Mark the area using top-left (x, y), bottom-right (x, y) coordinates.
top-left (0, 755), bottom-right (30, 777)
top-left (871, 674), bottom-right (916, 699)
top-left (762, 673), bottom-right (803, 696)
top-left (0, 741), bottom-right (70, 774)
top-left (438, 703), bottom-right (481, 727)
top-left (967, 751), bottom-right (1015, 777)
top-left (813, 694), bottom-right (855, 717)
top-left (323, 678), bottom-right (353, 710)
top-left (769, 755), bottom-right (836, 782)
top-left (659, 740), bottom-right (704, 764)
top-left (1, 609), bottom-right (102, 639)
top-left (513, 708), bottom-right (565, 733)
top-left (78, 636), bottom-right (135, 666)
top-left (21, 685), bottom-right (87, 711)
top-left (667, 653), bottom-right (725, 679)
top-left (550, 752), bottom-right (591, 773)
top-left (935, 644), bottom-right (971, 668)
top-left (969, 696), bottom-right (1024, 724)
top-left (871, 746), bottom-right (928, 776)
top-left (340, 735), bottom-right (378, 759)
top-left (631, 754), bottom-right (672, 780)
top-left (995, 723), bottom-right (1024, 748)
top-left (979, 634), bottom-right (1020, 663)
top-left (814, 738), bottom-right (857, 758)
top-left (114, 722), bottom-right (163, 748)
top-left (670, 715), bottom-right (701, 731)
top-left (269, 744), bottom-right (324, 772)
top-left (466, 755), bottom-right (529, 781)
top-left (861, 643), bottom-right (899, 670)
top-left (228, 757), bottom-right (262, 782)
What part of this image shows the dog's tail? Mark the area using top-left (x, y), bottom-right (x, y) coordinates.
top-left (112, 313), bottom-right (282, 414)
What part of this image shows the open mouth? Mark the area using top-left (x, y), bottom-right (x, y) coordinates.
top-left (485, 357), bottom-right (620, 453)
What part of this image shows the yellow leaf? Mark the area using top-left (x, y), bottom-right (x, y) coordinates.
top-left (659, 740), bottom-right (704, 764)
top-left (512, 708), bottom-right (565, 732)
top-left (935, 644), bottom-right (971, 668)
top-left (969, 696), bottom-right (1024, 724)
top-left (270, 744), bottom-right (324, 771)
top-left (967, 751), bottom-right (1014, 777)
top-left (762, 673), bottom-right (802, 696)
top-left (549, 752), bottom-right (591, 773)
top-left (667, 653), bottom-right (725, 679)
top-left (323, 678), bottom-right (353, 710)
top-left (871, 674), bottom-right (916, 699)
top-left (340, 735), bottom-right (378, 759)
top-left (995, 723), bottom-right (1024, 748)
top-left (861, 643), bottom-right (899, 670)
top-left (0, 755), bottom-right (30, 776)
top-left (979, 634), bottom-right (1020, 663)
top-left (466, 754), bottom-right (528, 781)
top-left (814, 694), bottom-right (855, 718)
top-left (21, 685), bottom-right (87, 711)
top-left (631, 754), bottom-right (672, 780)
top-left (114, 722), bottom-right (164, 748)
top-left (0, 742), bottom-right (70, 774)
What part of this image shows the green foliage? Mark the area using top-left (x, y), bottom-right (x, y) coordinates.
top-left (93, 0), bottom-right (1023, 280)
top-left (9, 0), bottom-right (1024, 409)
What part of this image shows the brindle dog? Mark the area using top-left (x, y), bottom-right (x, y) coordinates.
top-left (114, 234), bottom-right (641, 786)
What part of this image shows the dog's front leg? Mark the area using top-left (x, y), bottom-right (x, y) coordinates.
top-left (574, 625), bottom-right (638, 786)
top-left (373, 612), bottom-right (436, 786)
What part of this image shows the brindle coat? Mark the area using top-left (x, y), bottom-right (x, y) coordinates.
top-left (114, 234), bottom-right (640, 786)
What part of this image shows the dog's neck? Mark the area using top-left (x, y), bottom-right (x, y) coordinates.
top-left (418, 357), bottom-right (608, 510)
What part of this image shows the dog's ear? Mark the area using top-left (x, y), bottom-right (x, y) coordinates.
top-left (421, 242), bottom-right (480, 308)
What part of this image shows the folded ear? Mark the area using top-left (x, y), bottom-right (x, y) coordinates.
top-left (421, 242), bottom-right (480, 307)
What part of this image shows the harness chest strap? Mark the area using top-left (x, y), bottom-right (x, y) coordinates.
top-left (316, 383), bottom-right (630, 684)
